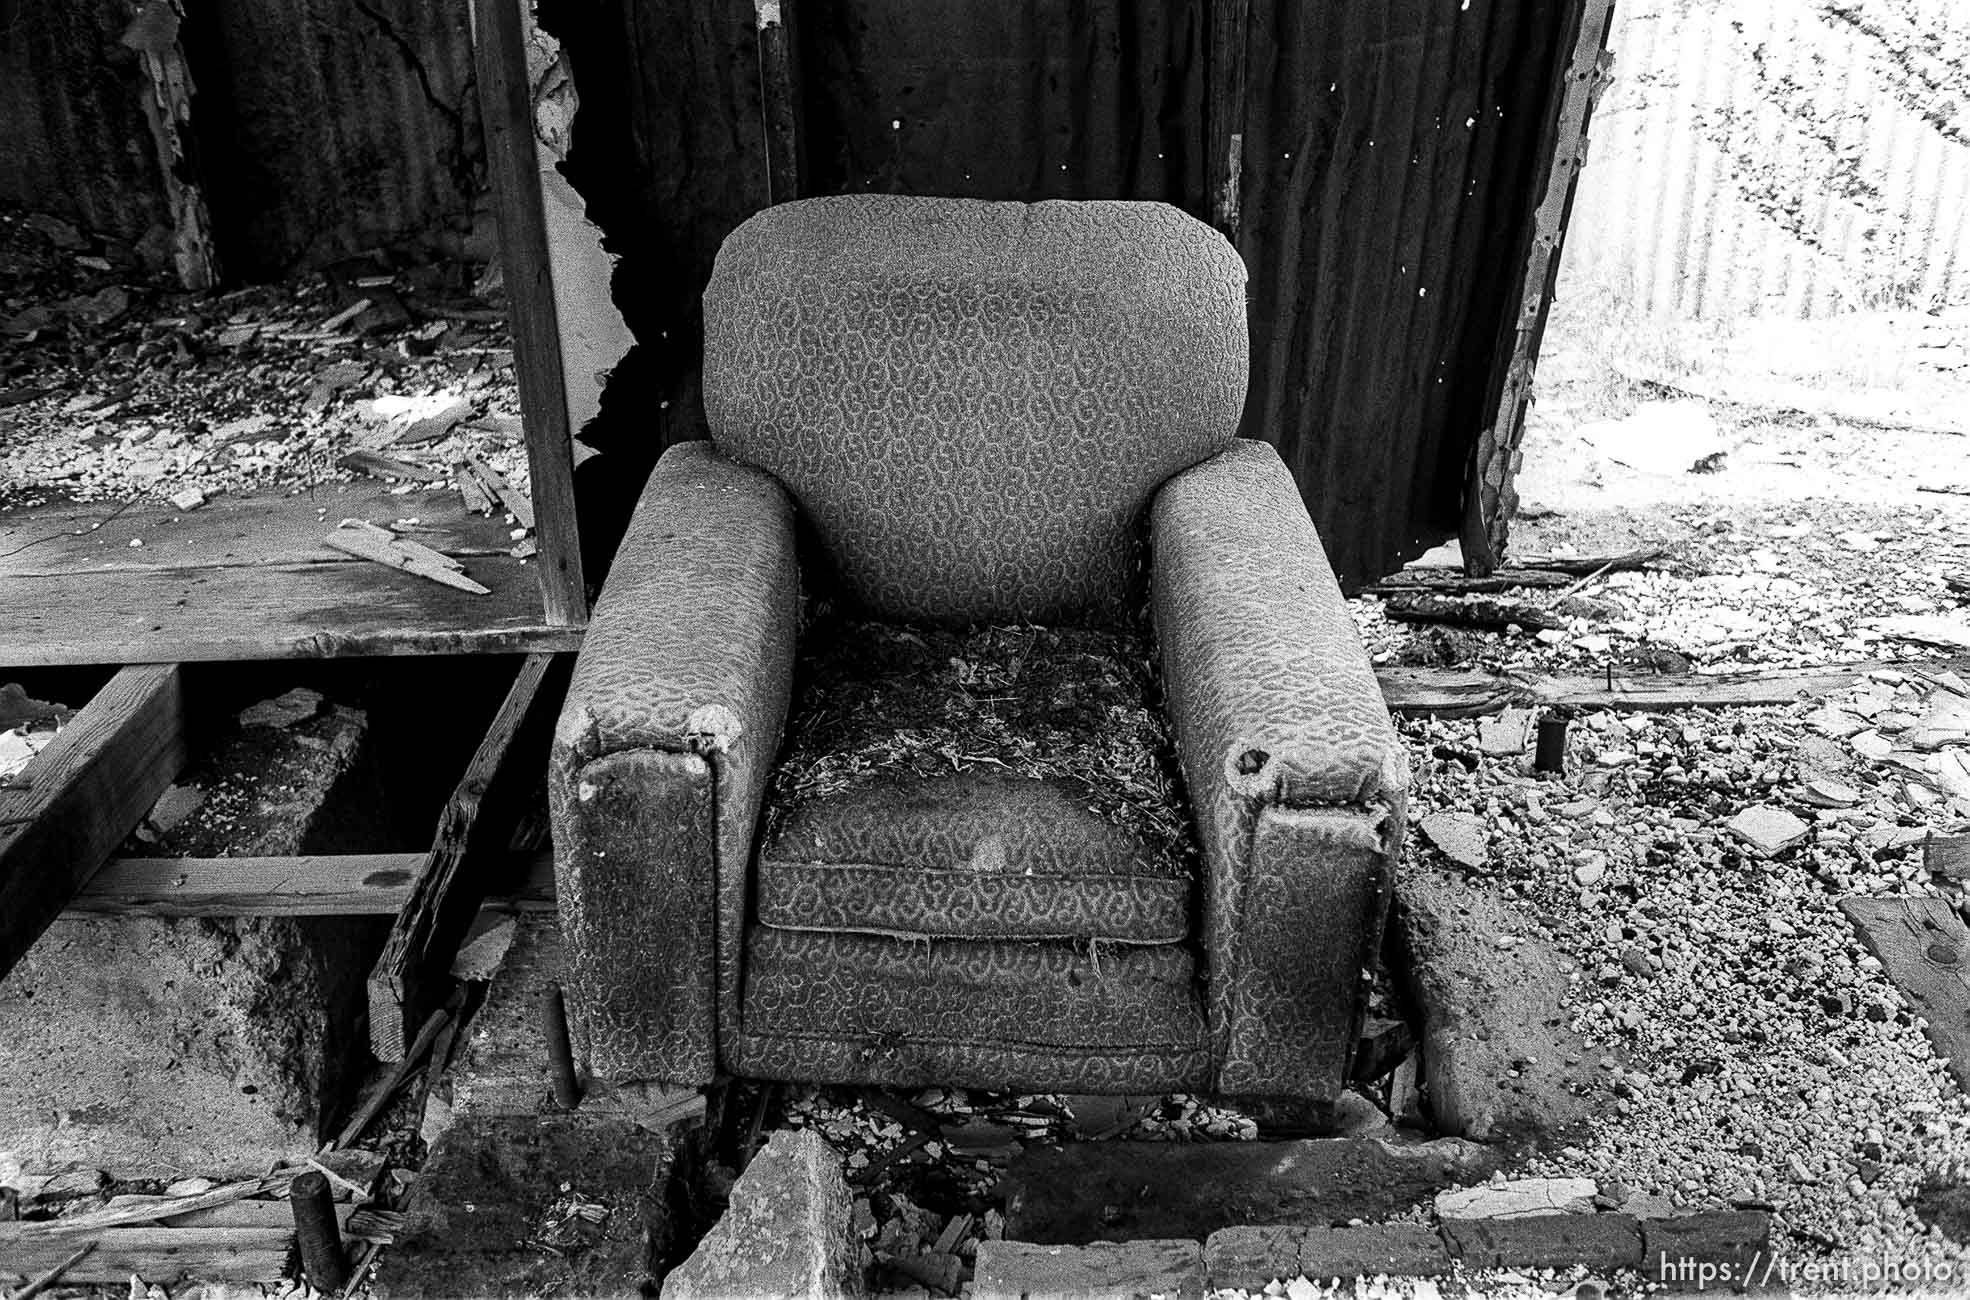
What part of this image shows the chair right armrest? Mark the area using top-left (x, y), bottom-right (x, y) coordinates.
top-left (1150, 438), bottom-right (1408, 1098)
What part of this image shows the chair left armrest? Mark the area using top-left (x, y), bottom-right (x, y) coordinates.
top-left (1150, 439), bottom-right (1409, 1098)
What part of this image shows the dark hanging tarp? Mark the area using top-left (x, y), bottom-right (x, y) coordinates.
top-left (552, 0), bottom-right (1588, 590)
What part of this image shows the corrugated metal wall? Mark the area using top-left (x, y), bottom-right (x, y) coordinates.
top-left (0, 0), bottom-right (480, 278)
top-left (1562, 0), bottom-right (1970, 319)
top-left (0, 0), bottom-right (169, 249)
top-left (559, 0), bottom-right (1586, 590)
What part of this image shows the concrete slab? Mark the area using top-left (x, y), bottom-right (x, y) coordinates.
top-left (0, 698), bottom-right (388, 1177)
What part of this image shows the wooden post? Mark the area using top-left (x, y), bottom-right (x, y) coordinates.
top-left (366, 653), bottom-right (571, 1060)
top-left (0, 665), bottom-right (188, 982)
top-left (755, 0), bottom-right (801, 204)
top-left (473, 0), bottom-right (587, 625)
top-left (1462, 0), bottom-right (1620, 575)
top-left (1206, 0), bottom-right (1252, 238)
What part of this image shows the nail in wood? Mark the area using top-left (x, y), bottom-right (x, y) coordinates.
top-left (544, 984), bottom-right (583, 1109)
top-left (290, 1169), bottom-right (349, 1292)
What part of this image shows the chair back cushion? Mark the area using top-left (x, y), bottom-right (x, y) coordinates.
top-left (702, 195), bottom-right (1248, 625)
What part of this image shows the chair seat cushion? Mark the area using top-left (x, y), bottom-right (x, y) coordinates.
top-left (741, 928), bottom-right (1208, 1055)
top-left (758, 770), bottom-right (1191, 942)
top-left (760, 617), bottom-right (1198, 942)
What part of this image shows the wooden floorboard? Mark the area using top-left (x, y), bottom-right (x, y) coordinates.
top-left (1377, 655), bottom-right (1970, 717)
top-left (71, 850), bottom-right (555, 916)
top-left (0, 664), bottom-right (188, 980)
top-left (0, 483), bottom-right (583, 666)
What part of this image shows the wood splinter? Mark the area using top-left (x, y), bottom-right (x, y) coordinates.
top-left (323, 522), bottom-right (489, 595)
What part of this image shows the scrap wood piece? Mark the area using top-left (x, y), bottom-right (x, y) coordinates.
top-left (320, 298), bottom-right (373, 332)
top-left (337, 449), bottom-right (442, 482)
top-left (70, 849), bottom-right (554, 917)
top-left (0, 1226), bottom-right (293, 1284)
top-left (0, 665), bottom-right (187, 983)
top-left (453, 463), bottom-right (495, 514)
top-left (335, 996), bottom-right (458, 1148)
top-left (366, 653), bottom-right (572, 1060)
top-left (323, 523), bottom-right (490, 596)
top-left (1376, 654), bottom-right (1970, 719)
top-left (336, 519), bottom-right (464, 574)
top-left (9, 1175), bottom-right (284, 1237)
top-left (1364, 568), bottom-right (1576, 595)
top-left (1927, 834), bottom-right (1970, 881)
top-left (465, 453), bottom-right (534, 529)
top-left (1380, 592), bottom-right (1565, 633)
top-left (1510, 547), bottom-right (1665, 577)
top-left (3, 1240), bottom-right (95, 1298)
top-left (1840, 896), bottom-right (1970, 1092)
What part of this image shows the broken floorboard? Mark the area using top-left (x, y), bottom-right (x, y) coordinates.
top-left (368, 652), bottom-right (572, 1061)
top-left (0, 482), bottom-right (582, 667)
top-left (69, 849), bottom-right (556, 916)
top-left (0, 663), bottom-right (188, 981)
top-left (1840, 896), bottom-right (1970, 1094)
top-left (1377, 654), bottom-right (1970, 718)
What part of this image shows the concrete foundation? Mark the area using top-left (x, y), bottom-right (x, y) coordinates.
top-left (0, 692), bottom-right (389, 1178)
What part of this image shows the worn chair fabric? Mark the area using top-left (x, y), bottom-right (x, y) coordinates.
top-left (549, 195), bottom-right (1408, 1102)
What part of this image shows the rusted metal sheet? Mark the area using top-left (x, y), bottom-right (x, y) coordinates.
top-left (1225, 0), bottom-right (1591, 586)
top-left (193, 0), bottom-right (480, 277)
top-left (1562, 0), bottom-right (1970, 320)
top-left (0, 0), bottom-right (478, 277)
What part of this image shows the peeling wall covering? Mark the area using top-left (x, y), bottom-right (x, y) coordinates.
top-left (523, 8), bottom-right (633, 440)
top-left (1562, 0), bottom-right (1970, 319)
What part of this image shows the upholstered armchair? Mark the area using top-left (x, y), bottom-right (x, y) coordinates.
top-left (548, 196), bottom-right (1407, 1104)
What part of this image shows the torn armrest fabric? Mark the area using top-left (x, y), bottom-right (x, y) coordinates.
top-left (549, 441), bottom-right (801, 1083)
top-left (1149, 438), bottom-right (1409, 1096)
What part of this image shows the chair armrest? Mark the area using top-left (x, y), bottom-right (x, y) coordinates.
top-left (1150, 439), bottom-right (1408, 1097)
top-left (549, 441), bottom-right (800, 1083)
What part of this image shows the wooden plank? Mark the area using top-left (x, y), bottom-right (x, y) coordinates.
top-left (1840, 897), bottom-right (1970, 1092)
top-left (0, 482), bottom-right (521, 579)
top-left (368, 653), bottom-right (572, 1060)
top-left (100, 1196), bottom-right (356, 1232)
top-left (472, 0), bottom-right (586, 627)
top-left (0, 1226), bottom-right (292, 1285)
top-left (756, 0), bottom-right (801, 205)
top-left (0, 560), bottom-right (581, 668)
top-left (1206, 0), bottom-right (1251, 237)
top-left (0, 665), bottom-right (187, 981)
top-left (71, 850), bottom-right (555, 916)
top-left (1377, 656), bottom-right (1970, 719)
top-left (1462, 0), bottom-right (1619, 574)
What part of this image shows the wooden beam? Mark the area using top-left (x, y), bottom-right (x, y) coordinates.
top-left (0, 1226), bottom-right (294, 1285)
top-left (70, 850), bottom-right (555, 916)
top-left (473, 0), bottom-right (587, 627)
top-left (1461, 0), bottom-right (1619, 574)
top-left (1840, 896), bottom-right (1970, 1093)
top-left (1377, 655), bottom-right (1970, 719)
top-left (1206, 0), bottom-right (1252, 238)
top-left (0, 664), bottom-right (187, 981)
top-left (367, 653), bottom-right (572, 1060)
top-left (755, 0), bottom-right (801, 204)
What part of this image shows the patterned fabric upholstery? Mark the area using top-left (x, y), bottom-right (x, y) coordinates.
top-left (757, 771), bottom-right (1191, 944)
top-left (735, 929), bottom-right (1211, 1092)
top-left (701, 195), bottom-right (1248, 625)
top-left (550, 441), bottom-right (801, 1081)
top-left (1149, 438), bottom-right (1410, 1094)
